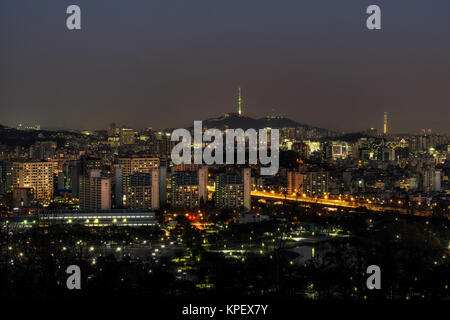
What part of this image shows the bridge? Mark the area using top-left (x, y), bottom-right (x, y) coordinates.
top-left (250, 190), bottom-right (431, 216)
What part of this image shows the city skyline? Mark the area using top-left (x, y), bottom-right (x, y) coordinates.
top-left (1, 1), bottom-right (449, 133)
top-left (4, 109), bottom-right (447, 136)
top-left (1, 0), bottom-right (449, 306)
top-left (3, 104), bottom-right (447, 137)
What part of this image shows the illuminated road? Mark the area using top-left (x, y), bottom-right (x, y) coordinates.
top-left (251, 190), bottom-right (431, 216)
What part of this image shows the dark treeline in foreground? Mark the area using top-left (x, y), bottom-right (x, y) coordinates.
top-left (0, 212), bottom-right (449, 301)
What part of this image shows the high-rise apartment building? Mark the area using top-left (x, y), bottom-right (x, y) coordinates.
top-left (124, 170), bottom-right (160, 210)
top-left (0, 161), bottom-right (13, 195)
top-left (12, 161), bottom-right (58, 203)
top-left (214, 168), bottom-right (251, 211)
top-left (171, 167), bottom-right (207, 208)
top-left (303, 171), bottom-right (329, 197)
top-left (79, 170), bottom-right (112, 210)
top-left (287, 171), bottom-right (303, 195)
top-left (113, 166), bottom-right (123, 208)
top-left (409, 134), bottom-right (445, 153)
top-left (423, 167), bottom-right (441, 192)
top-left (117, 157), bottom-right (160, 205)
top-left (118, 157), bottom-right (160, 177)
top-left (159, 166), bottom-right (167, 206)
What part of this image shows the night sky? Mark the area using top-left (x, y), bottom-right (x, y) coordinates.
top-left (1, 0), bottom-right (449, 133)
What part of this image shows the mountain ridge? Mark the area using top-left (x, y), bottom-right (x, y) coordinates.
top-left (186, 113), bottom-right (333, 136)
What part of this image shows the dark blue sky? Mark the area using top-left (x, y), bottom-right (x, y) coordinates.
top-left (1, 0), bottom-right (449, 133)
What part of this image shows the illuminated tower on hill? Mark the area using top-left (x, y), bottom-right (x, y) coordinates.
top-left (238, 87), bottom-right (242, 116)
top-left (383, 111), bottom-right (388, 134)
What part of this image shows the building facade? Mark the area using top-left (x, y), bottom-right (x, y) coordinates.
top-left (79, 170), bottom-right (112, 210)
top-left (12, 161), bottom-right (57, 203)
top-left (303, 171), bottom-right (329, 197)
top-left (124, 170), bottom-right (160, 210)
top-left (214, 168), bottom-right (251, 211)
top-left (171, 167), bottom-right (207, 208)
top-left (287, 171), bottom-right (303, 195)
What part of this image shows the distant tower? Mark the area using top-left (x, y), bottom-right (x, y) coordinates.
top-left (383, 112), bottom-right (388, 134)
top-left (238, 87), bottom-right (242, 116)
